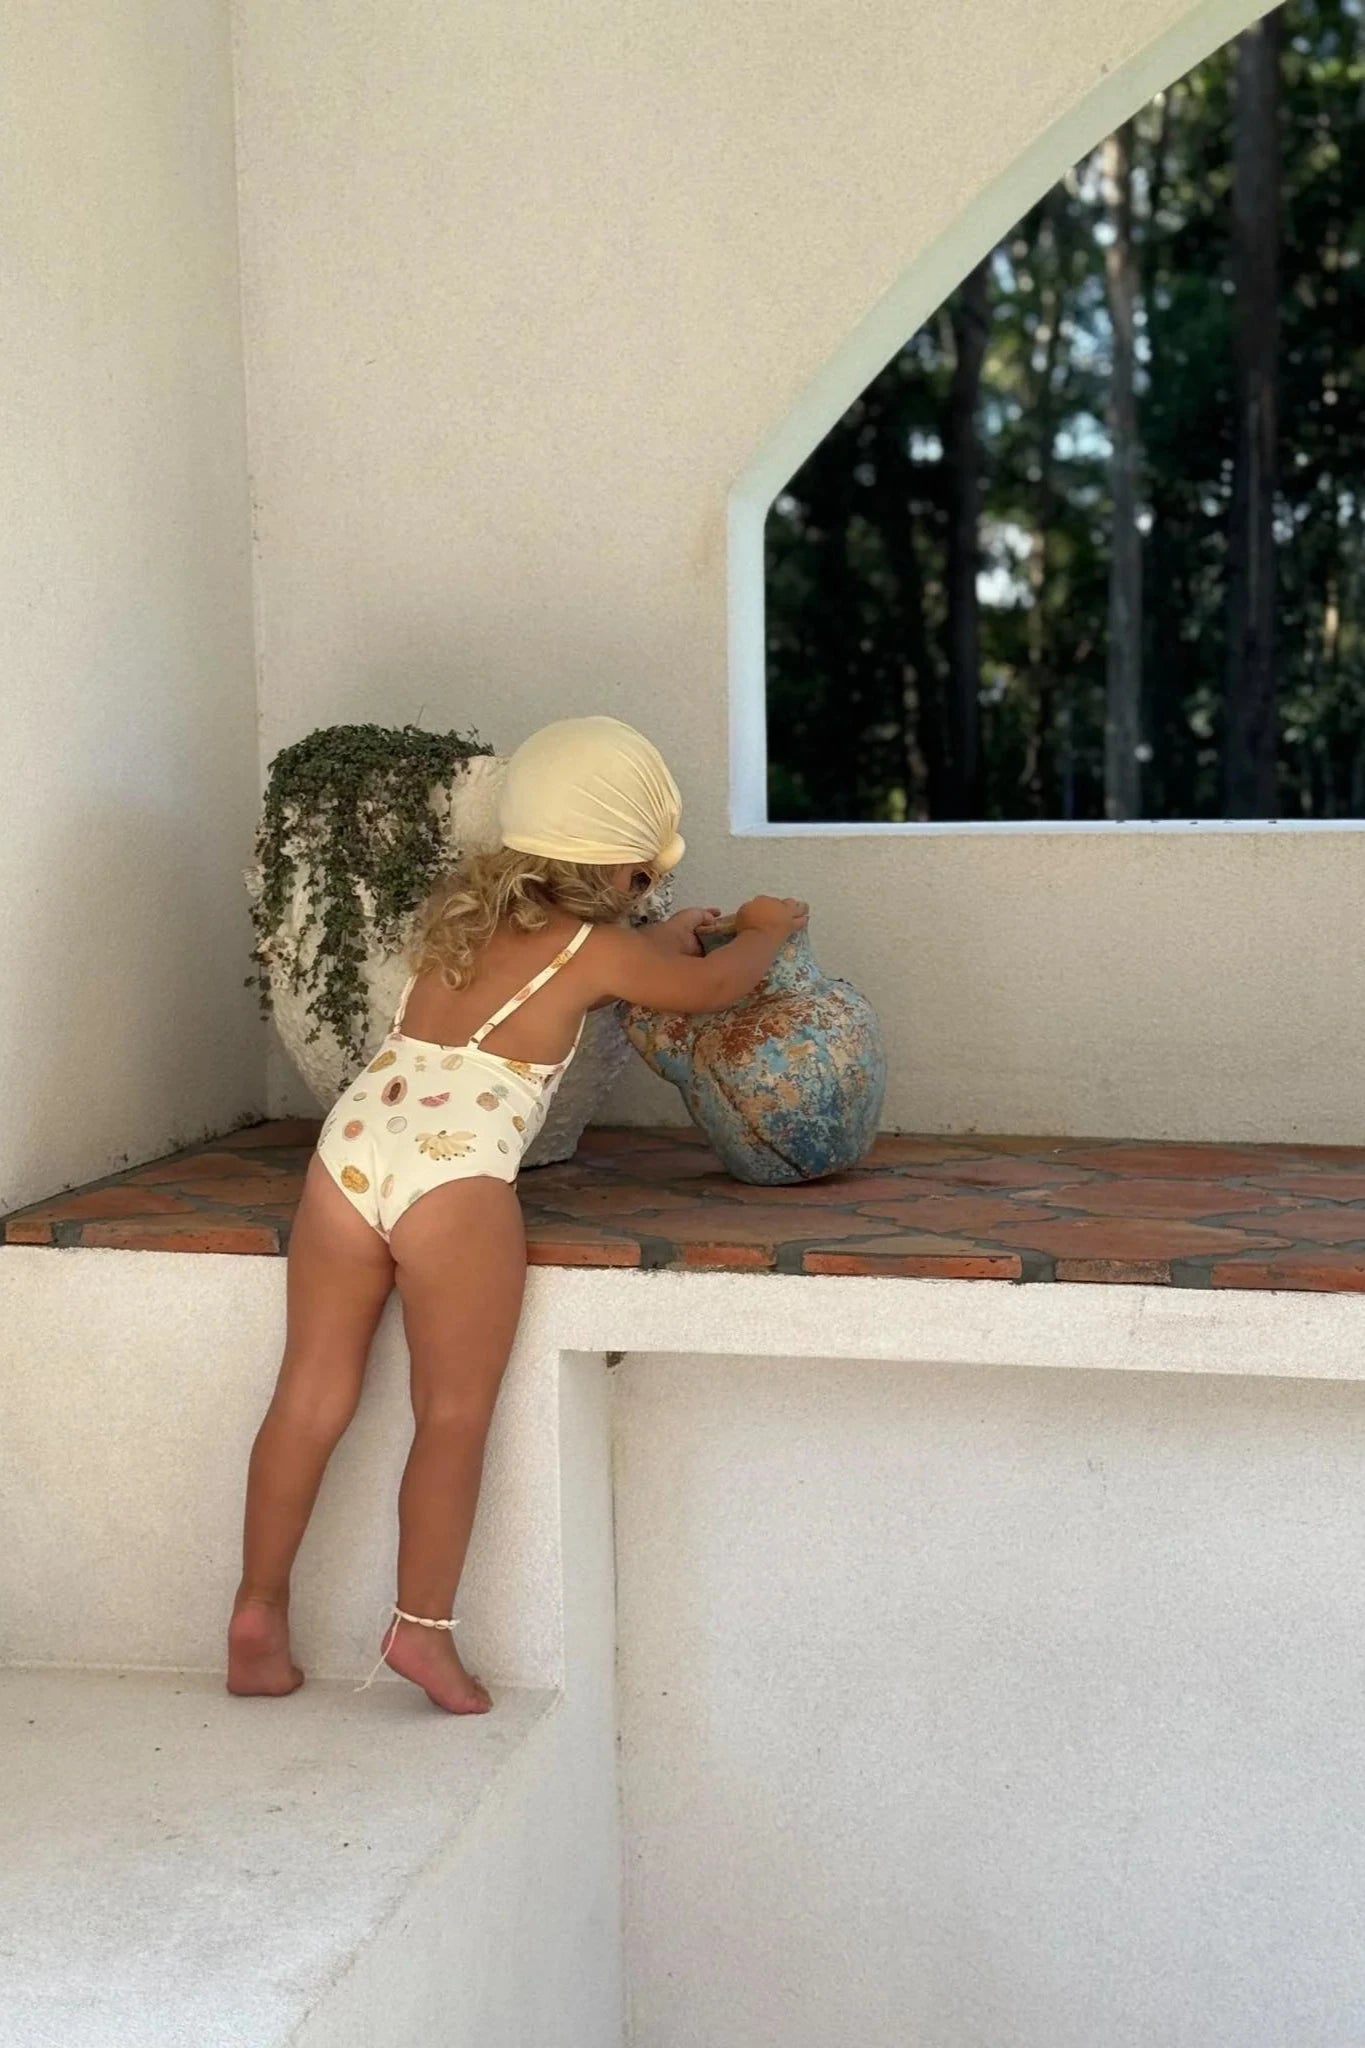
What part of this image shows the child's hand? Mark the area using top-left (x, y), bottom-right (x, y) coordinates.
top-left (659, 907), bottom-right (723, 957)
top-left (735, 895), bottom-right (809, 938)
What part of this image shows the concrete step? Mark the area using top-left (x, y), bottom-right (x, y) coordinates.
top-left (2, 1666), bottom-right (558, 2047)
top-left (0, 1280), bottom-right (623, 2047)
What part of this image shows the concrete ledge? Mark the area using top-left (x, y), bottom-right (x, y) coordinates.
top-left (1, 1335), bottom-right (622, 2048)
top-left (1, 1666), bottom-right (557, 2048)
top-left (3, 1248), bottom-right (1364, 1682)
top-left (4, 1243), bottom-right (1363, 2046)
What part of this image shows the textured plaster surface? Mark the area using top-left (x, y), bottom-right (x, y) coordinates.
top-left (5, 1243), bottom-right (1365, 1676)
top-left (0, 1252), bottom-right (564, 1682)
top-left (0, 1667), bottom-right (555, 2048)
top-left (3, 0), bottom-right (261, 1211)
top-left (616, 1351), bottom-right (1365, 2047)
top-left (5, 1240), bottom-right (1363, 2043)
top-left (227, 0), bottom-right (1365, 1144)
top-left (3, 1349), bottom-right (623, 2048)
top-left (293, 1352), bottom-right (623, 2048)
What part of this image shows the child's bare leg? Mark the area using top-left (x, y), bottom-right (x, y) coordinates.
top-left (228, 1160), bottom-right (394, 1695)
top-left (382, 1178), bottom-right (527, 1713)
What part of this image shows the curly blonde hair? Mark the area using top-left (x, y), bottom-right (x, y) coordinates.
top-left (414, 848), bottom-right (642, 991)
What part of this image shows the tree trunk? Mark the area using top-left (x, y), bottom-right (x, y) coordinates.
top-left (1020, 195), bottom-right (1067, 817)
top-left (1103, 122), bottom-right (1143, 819)
top-left (881, 473), bottom-right (950, 822)
top-left (942, 257), bottom-right (991, 818)
top-left (1224, 12), bottom-right (1282, 817)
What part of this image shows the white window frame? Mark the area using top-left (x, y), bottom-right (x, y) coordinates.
top-left (727, 0), bottom-right (1365, 838)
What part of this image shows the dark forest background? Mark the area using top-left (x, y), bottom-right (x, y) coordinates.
top-left (766, 1), bottom-right (1365, 822)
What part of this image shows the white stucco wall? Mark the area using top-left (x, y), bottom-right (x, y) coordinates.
top-left (1, 1), bottom-right (261, 1212)
top-left (229, 0), bottom-right (1364, 1144)
top-left (7, 1243), bottom-right (1365, 2041)
top-left (616, 1350), bottom-right (1365, 2048)
top-left (0, 1257), bottom-right (625, 2047)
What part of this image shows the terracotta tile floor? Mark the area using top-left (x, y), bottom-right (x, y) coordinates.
top-left (7, 1123), bottom-right (1365, 1290)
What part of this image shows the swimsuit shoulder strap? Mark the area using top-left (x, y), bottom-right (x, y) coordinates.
top-left (393, 974), bottom-right (419, 1031)
top-left (469, 922), bottom-right (594, 1048)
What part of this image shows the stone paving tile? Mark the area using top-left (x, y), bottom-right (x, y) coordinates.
top-left (597, 1148), bottom-right (722, 1183)
top-left (526, 1230), bottom-right (642, 1270)
top-left (160, 1173), bottom-right (308, 1210)
top-left (12, 1186), bottom-right (197, 1226)
top-left (81, 1217), bottom-right (283, 1255)
top-left (889, 1155), bottom-right (1099, 1189)
top-left (1063, 1142), bottom-right (1365, 1180)
top-left (1238, 1171), bottom-right (1365, 1204)
top-left (705, 1173), bottom-right (925, 1207)
top-left (516, 1174), bottom-right (705, 1218)
top-left (855, 1137), bottom-right (1004, 1166)
top-left (6, 1123), bottom-right (1365, 1294)
top-left (1210, 1251), bottom-right (1365, 1293)
top-left (128, 1152), bottom-right (291, 1184)
top-left (1229, 1206), bottom-right (1365, 1246)
top-left (802, 1236), bottom-right (1025, 1280)
top-left (986, 1216), bottom-right (1291, 1260)
top-left (214, 1120), bottom-right (320, 1150)
top-left (677, 1243), bottom-right (778, 1271)
top-left (1018, 1176), bottom-right (1292, 1219)
top-left (620, 1202), bottom-right (885, 1247)
top-left (1055, 1257), bottom-right (1175, 1286)
top-left (854, 1195), bottom-right (1063, 1235)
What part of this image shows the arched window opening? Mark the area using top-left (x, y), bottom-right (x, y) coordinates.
top-left (761, 1), bottom-right (1365, 825)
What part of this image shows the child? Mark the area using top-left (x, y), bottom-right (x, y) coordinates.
top-left (228, 716), bottom-right (807, 1712)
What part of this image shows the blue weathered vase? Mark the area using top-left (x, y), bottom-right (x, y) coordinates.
top-left (624, 923), bottom-right (887, 1185)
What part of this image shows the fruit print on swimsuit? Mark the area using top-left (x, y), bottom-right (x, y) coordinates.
top-left (340, 1165), bottom-right (370, 1194)
top-left (416, 1129), bottom-right (477, 1161)
top-left (368, 1050), bottom-right (397, 1073)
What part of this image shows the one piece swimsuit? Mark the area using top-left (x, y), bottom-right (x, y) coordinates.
top-left (316, 921), bottom-right (594, 1241)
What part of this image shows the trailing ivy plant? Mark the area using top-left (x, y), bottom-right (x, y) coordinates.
top-left (249, 723), bottom-right (492, 1063)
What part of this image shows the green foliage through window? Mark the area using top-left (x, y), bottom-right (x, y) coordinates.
top-left (766, 0), bottom-right (1365, 822)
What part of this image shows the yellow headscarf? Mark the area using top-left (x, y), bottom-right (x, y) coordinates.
top-left (498, 717), bottom-right (685, 874)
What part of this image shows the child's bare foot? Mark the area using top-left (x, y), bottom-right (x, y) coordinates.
top-left (227, 1596), bottom-right (304, 1697)
top-left (382, 1620), bottom-right (492, 1714)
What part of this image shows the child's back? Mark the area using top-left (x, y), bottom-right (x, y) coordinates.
top-left (400, 913), bottom-right (592, 1066)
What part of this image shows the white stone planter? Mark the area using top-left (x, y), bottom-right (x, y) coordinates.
top-left (249, 752), bottom-right (656, 1168)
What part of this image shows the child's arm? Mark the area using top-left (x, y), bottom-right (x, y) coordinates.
top-left (640, 907), bottom-right (723, 957)
top-left (592, 897), bottom-right (808, 1015)
top-left (586, 907), bottom-right (723, 1009)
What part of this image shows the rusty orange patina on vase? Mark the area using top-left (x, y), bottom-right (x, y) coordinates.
top-left (623, 923), bottom-right (886, 1185)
